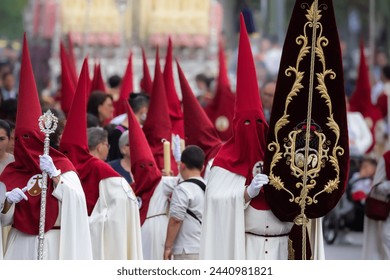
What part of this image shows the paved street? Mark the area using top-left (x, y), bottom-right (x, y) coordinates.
top-left (324, 231), bottom-right (363, 260)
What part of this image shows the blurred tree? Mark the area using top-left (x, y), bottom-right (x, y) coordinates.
top-left (0, 0), bottom-right (28, 40)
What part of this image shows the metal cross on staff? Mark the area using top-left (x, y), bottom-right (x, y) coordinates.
top-left (37, 109), bottom-right (58, 260)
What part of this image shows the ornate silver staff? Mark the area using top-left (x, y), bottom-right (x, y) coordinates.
top-left (37, 110), bottom-right (58, 260)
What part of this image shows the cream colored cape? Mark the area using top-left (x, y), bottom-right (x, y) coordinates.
top-left (89, 176), bottom-right (143, 260)
top-left (1, 171), bottom-right (93, 259)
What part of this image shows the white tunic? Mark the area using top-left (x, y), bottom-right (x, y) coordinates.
top-left (1, 171), bottom-right (93, 260)
top-left (245, 205), bottom-right (293, 260)
top-left (362, 156), bottom-right (390, 259)
top-left (200, 166), bottom-right (247, 260)
top-left (89, 177), bottom-right (143, 260)
top-left (141, 176), bottom-right (179, 260)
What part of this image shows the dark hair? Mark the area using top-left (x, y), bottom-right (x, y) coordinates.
top-left (87, 113), bottom-right (99, 128)
top-left (382, 65), bottom-right (390, 80)
top-left (49, 118), bottom-right (65, 149)
top-left (129, 92), bottom-right (150, 114)
top-left (0, 119), bottom-right (11, 138)
top-left (108, 74), bottom-right (122, 88)
top-left (87, 91), bottom-right (113, 118)
top-left (195, 73), bottom-right (213, 89)
top-left (5, 119), bottom-right (15, 131)
top-left (2, 72), bottom-right (13, 81)
top-left (0, 98), bottom-right (17, 122)
top-left (360, 156), bottom-right (377, 167)
top-left (180, 145), bottom-right (205, 171)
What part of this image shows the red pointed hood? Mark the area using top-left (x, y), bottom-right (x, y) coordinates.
top-left (349, 40), bottom-right (382, 152)
top-left (90, 62), bottom-right (106, 93)
top-left (114, 52), bottom-right (133, 116)
top-left (140, 47), bottom-right (153, 95)
top-left (0, 34), bottom-right (75, 235)
top-left (349, 41), bottom-right (374, 115)
top-left (60, 59), bottom-right (90, 154)
top-left (163, 37), bottom-right (185, 138)
top-left (177, 60), bottom-right (222, 163)
top-left (142, 47), bottom-right (178, 175)
top-left (213, 14), bottom-right (268, 183)
top-left (59, 58), bottom-right (119, 215)
top-left (60, 41), bottom-right (76, 116)
top-left (126, 102), bottom-right (162, 225)
top-left (204, 40), bottom-right (235, 141)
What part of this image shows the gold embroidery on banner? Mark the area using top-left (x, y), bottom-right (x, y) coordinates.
top-left (288, 239), bottom-right (295, 260)
top-left (267, 0), bottom-right (344, 259)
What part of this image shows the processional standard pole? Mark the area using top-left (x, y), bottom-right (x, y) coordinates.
top-left (37, 110), bottom-right (58, 260)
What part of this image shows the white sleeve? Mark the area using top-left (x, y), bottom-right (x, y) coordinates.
top-left (161, 176), bottom-right (180, 196)
top-left (169, 186), bottom-right (190, 221)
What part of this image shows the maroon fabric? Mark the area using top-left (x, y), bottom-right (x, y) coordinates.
top-left (376, 93), bottom-right (387, 118)
top-left (115, 52), bottom-right (133, 116)
top-left (126, 102), bottom-right (162, 225)
top-left (349, 40), bottom-right (383, 152)
top-left (140, 47), bottom-right (153, 95)
top-left (59, 59), bottom-right (119, 216)
top-left (142, 48), bottom-right (178, 175)
top-left (203, 40), bottom-right (235, 141)
top-left (0, 34), bottom-right (76, 235)
top-left (177, 60), bottom-right (222, 164)
top-left (383, 151), bottom-right (390, 179)
top-left (262, 0), bottom-right (349, 259)
top-left (163, 37), bottom-right (185, 138)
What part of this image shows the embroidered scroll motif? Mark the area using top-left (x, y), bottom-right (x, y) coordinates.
top-left (268, 1), bottom-right (344, 219)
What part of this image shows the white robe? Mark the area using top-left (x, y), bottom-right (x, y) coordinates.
top-left (141, 176), bottom-right (179, 260)
top-left (200, 166), bottom-right (325, 260)
top-left (89, 177), bottom-right (143, 260)
top-left (200, 166), bottom-right (247, 259)
top-left (1, 171), bottom-right (93, 260)
top-left (362, 156), bottom-right (390, 259)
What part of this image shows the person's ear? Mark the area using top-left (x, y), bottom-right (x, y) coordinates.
top-left (180, 162), bottom-right (186, 171)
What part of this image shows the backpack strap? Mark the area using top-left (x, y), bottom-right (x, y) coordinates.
top-left (182, 178), bottom-right (206, 192)
top-left (179, 178), bottom-right (206, 224)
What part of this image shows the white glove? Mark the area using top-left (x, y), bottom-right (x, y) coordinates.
top-left (172, 134), bottom-right (182, 162)
top-left (39, 154), bottom-right (61, 178)
top-left (247, 174), bottom-right (269, 199)
top-left (5, 187), bottom-right (28, 204)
